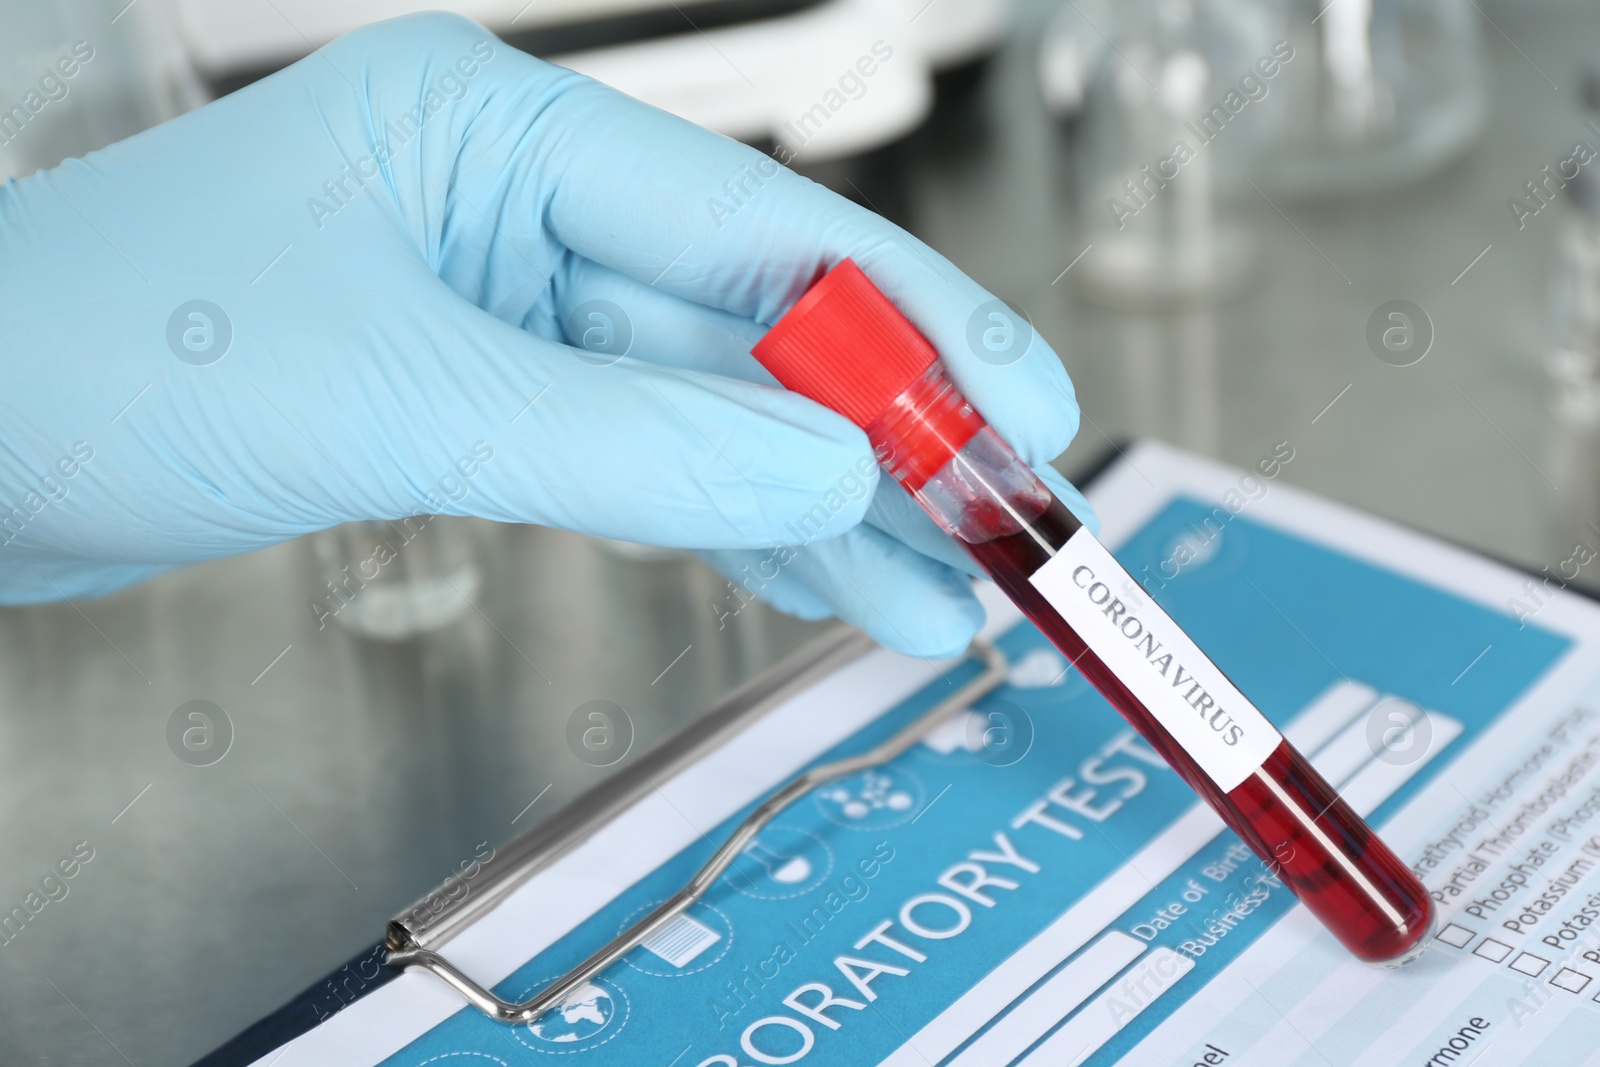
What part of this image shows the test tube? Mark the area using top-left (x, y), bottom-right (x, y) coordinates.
top-left (752, 260), bottom-right (1434, 964)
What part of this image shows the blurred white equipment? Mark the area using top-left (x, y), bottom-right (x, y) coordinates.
top-left (175, 0), bottom-right (1012, 163)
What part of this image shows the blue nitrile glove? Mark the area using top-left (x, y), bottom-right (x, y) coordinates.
top-left (0, 13), bottom-right (1094, 658)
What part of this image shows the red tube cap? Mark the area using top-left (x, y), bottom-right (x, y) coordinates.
top-left (752, 260), bottom-right (938, 429)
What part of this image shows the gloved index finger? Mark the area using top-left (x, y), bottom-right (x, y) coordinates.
top-left (507, 67), bottom-right (1080, 468)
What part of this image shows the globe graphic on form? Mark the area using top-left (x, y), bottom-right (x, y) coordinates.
top-left (528, 982), bottom-right (615, 1044)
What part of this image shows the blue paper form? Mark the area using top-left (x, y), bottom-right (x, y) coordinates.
top-left (370, 496), bottom-right (1574, 1067)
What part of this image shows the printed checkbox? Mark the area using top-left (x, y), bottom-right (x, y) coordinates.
top-left (1551, 967), bottom-right (1592, 993)
top-left (1511, 952), bottom-right (1551, 977)
top-left (1435, 923), bottom-right (1476, 949)
top-left (1474, 938), bottom-right (1513, 963)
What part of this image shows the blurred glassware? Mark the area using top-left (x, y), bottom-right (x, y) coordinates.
top-left (0, 0), bottom-right (204, 180)
top-left (1038, 0), bottom-right (1112, 121)
top-left (311, 517), bottom-right (484, 640)
top-left (1547, 213), bottom-right (1600, 422)
top-left (1544, 67), bottom-right (1600, 422)
top-left (591, 536), bottom-right (685, 563)
top-left (1256, 0), bottom-right (1486, 196)
top-left (1072, 0), bottom-right (1281, 308)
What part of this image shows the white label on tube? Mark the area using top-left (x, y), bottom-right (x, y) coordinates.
top-left (1028, 529), bottom-right (1281, 793)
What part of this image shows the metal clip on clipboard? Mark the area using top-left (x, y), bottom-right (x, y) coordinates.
top-left (384, 633), bottom-right (1011, 1025)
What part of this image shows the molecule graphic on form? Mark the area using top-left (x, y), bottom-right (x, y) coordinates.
top-left (819, 772), bottom-right (915, 821)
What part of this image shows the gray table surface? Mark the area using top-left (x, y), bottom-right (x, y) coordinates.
top-left (5, 4), bottom-right (1599, 1065)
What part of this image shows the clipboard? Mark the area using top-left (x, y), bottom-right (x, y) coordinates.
top-left (197, 626), bottom-right (882, 1064)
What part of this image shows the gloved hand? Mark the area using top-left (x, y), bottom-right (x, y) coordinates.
top-left (0, 13), bottom-right (1093, 657)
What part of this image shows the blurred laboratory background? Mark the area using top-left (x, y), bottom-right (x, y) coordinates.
top-left (2, 0), bottom-right (1598, 1062)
